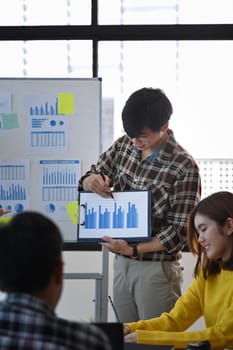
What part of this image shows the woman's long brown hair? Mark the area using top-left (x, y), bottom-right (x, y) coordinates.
top-left (187, 191), bottom-right (233, 279)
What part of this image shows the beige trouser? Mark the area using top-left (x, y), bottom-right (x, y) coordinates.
top-left (113, 254), bottom-right (184, 323)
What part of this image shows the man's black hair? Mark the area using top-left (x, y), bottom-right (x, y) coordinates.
top-left (122, 87), bottom-right (173, 138)
top-left (0, 211), bottom-right (63, 293)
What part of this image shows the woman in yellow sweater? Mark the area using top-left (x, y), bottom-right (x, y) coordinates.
top-left (124, 191), bottom-right (233, 349)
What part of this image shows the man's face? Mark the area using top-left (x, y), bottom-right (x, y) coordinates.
top-left (130, 127), bottom-right (164, 153)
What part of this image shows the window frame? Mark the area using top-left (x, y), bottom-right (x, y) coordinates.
top-left (0, 0), bottom-right (232, 78)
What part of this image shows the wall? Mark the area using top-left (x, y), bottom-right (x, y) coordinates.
top-left (57, 251), bottom-right (205, 330)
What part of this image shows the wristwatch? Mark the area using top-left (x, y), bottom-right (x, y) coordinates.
top-left (131, 243), bottom-right (139, 259)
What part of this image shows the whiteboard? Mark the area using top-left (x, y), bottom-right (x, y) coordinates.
top-left (0, 78), bottom-right (102, 250)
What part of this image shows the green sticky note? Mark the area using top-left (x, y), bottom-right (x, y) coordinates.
top-left (2, 113), bottom-right (19, 129)
top-left (65, 200), bottom-right (78, 224)
top-left (58, 93), bottom-right (74, 115)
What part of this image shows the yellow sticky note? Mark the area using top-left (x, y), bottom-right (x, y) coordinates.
top-left (58, 93), bottom-right (74, 115)
top-left (65, 201), bottom-right (78, 224)
top-left (0, 215), bottom-right (13, 224)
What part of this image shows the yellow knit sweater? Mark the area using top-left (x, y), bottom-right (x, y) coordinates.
top-left (126, 269), bottom-right (233, 349)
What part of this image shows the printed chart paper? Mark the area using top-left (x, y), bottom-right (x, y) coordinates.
top-left (26, 94), bottom-right (70, 154)
top-left (39, 159), bottom-right (80, 221)
top-left (0, 160), bottom-right (30, 214)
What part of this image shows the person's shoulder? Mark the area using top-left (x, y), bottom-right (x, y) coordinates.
top-left (173, 149), bottom-right (198, 169)
top-left (114, 134), bottom-right (131, 145)
top-left (111, 134), bottom-right (133, 151)
top-left (164, 130), bottom-right (197, 167)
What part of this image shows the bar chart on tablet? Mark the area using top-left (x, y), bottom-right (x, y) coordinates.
top-left (83, 201), bottom-right (139, 229)
top-left (78, 190), bottom-right (151, 242)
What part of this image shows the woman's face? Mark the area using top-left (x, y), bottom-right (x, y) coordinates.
top-left (194, 213), bottom-right (232, 262)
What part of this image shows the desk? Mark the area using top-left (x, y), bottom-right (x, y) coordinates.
top-left (95, 322), bottom-right (174, 350)
top-left (125, 344), bottom-right (174, 350)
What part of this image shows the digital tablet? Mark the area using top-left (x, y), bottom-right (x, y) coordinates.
top-left (77, 190), bottom-right (151, 242)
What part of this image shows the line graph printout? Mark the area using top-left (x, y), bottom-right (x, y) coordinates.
top-left (0, 160), bottom-right (30, 214)
top-left (78, 190), bottom-right (151, 242)
top-left (26, 94), bottom-right (70, 154)
top-left (39, 159), bottom-right (81, 221)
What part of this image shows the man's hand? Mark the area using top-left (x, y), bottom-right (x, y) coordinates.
top-left (101, 234), bottom-right (165, 256)
top-left (0, 208), bottom-right (11, 217)
top-left (83, 174), bottom-right (112, 198)
top-left (100, 236), bottom-right (132, 256)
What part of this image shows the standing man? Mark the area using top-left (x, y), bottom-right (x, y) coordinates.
top-left (78, 87), bottom-right (201, 322)
top-left (0, 211), bottom-right (112, 350)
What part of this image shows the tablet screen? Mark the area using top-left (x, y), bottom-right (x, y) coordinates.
top-left (77, 190), bottom-right (151, 242)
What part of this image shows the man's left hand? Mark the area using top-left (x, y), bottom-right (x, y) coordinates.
top-left (100, 236), bottom-right (132, 256)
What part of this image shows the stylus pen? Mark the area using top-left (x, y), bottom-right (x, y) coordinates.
top-left (108, 295), bottom-right (121, 322)
top-left (99, 172), bottom-right (115, 201)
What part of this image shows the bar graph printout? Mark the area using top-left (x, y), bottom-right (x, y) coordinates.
top-left (39, 159), bottom-right (80, 221)
top-left (0, 160), bottom-right (30, 214)
top-left (78, 190), bottom-right (151, 242)
top-left (26, 94), bottom-right (70, 154)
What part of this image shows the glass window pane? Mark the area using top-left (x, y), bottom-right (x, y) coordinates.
top-left (0, 42), bottom-right (24, 76)
top-left (0, 0), bottom-right (23, 25)
top-left (98, 41), bottom-right (233, 159)
top-left (99, 41), bottom-right (178, 140)
top-left (0, 0), bottom-right (91, 26)
top-left (99, 0), bottom-right (233, 24)
top-left (179, 0), bottom-right (233, 24)
top-left (175, 41), bottom-right (233, 158)
top-left (99, 0), bottom-right (179, 24)
top-left (0, 41), bottom-right (92, 77)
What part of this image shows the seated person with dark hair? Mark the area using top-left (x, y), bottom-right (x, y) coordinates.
top-left (0, 211), bottom-right (112, 350)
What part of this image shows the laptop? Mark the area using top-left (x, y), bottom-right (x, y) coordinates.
top-left (94, 322), bottom-right (124, 350)
top-left (94, 322), bottom-right (174, 350)
top-left (125, 343), bottom-right (174, 350)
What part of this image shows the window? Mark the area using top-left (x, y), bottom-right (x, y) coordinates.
top-left (0, 0), bottom-right (91, 25)
top-left (0, 0), bottom-right (232, 195)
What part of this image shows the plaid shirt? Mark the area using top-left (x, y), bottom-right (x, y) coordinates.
top-left (0, 293), bottom-right (112, 350)
top-left (79, 129), bottom-right (201, 260)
